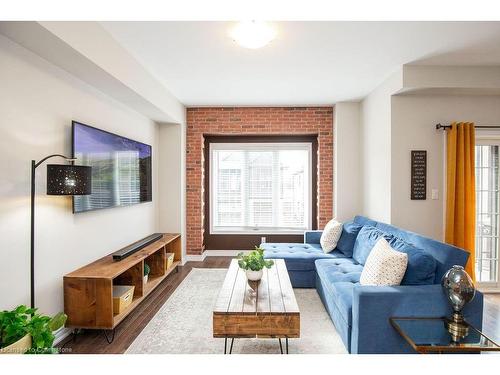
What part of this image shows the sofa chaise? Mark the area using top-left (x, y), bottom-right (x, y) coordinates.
top-left (261, 215), bottom-right (483, 354)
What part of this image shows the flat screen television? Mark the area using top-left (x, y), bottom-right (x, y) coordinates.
top-left (72, 121), bottom-right (152, 213)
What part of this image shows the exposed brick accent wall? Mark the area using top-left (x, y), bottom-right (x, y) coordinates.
top-left (186, 107), bottom-right (333, 255)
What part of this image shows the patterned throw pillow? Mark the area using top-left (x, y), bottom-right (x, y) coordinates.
top-left (360, 238), bottom-right (408, 286)
top-left (320, 219), bottom-right (343, 253)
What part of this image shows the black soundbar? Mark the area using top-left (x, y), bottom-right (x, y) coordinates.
top-left (112, 233), bottom-right (164, 261)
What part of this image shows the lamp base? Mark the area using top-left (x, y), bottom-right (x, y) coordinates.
top-left (445, 312), bottom-right (469, 342)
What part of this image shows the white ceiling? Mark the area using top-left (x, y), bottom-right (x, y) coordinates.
top-left (101, 21), bottom-right (500, 106)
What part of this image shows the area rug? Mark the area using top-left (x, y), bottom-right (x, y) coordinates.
top-left (126, 268), bottom-right (347, 354)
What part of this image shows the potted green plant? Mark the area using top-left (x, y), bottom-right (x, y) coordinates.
top-left (0, 305), bottom-right (67, 354)
top-left (144, 263), bottom-right (151, 284)
top-left (237, 246), bottom-right (274, 281)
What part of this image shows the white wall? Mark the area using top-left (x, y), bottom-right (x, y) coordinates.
top-left (0, 35), bottom-right (160, 316)
top-left (391, 94), bottom-right (500, 240)
top-left (157, 121), bottom-right (187, 262)
top-left (0, 22), bottom-right (185, 124)
top-left (403, 65), bottom-right (500, 91)
top-left (360, 72), bottom-right (402, 222)
top-left (334, 102), bottom-right (361, 221)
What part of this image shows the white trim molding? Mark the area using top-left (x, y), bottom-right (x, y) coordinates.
top-left (54, 327), bottom-right (72, 347)
top-left (184, 253), bottom-right (207, 263)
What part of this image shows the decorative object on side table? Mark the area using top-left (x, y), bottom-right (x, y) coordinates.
top-left (0, 305), bottom-right (67, 354)
top-left (390, 317), bottom-right (500, 353)
top-left (237, 246), bottom-right (274, 281)
top-left (441, 265), bottom-right (476, 342)
top-left (144, 263), bottom-right (151, 284)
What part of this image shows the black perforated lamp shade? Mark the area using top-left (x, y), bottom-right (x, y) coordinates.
top-left (46, 164), bottom-right (92, 195)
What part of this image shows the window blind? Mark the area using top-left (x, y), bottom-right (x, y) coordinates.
top-left (210, 143), bottom-right (311, 234)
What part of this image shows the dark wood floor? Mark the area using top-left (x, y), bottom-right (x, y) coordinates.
top-left (60, 256), bottom-right (232, 354)
top-left (59, 256), bottom-right (500, 354)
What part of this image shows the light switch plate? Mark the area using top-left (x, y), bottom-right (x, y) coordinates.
top-left (431, 189), bottom-right (439, 200)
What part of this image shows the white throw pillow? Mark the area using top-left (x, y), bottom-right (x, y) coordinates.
top-left (320, 219), bottom-right (343, 253)
top-left (360, 238), bottom-right (408, 286)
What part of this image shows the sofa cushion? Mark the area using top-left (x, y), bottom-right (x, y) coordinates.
top-left (388, 237), bottom-right (437, 285)
top-left (315, 258), bottom-right (363, 326)
top-left (315, 258), bottom-right (363, 284)
top-left (337, 221), bottom-right (364, 257)
top-left (353, 215), bottom-right (377, 227)
top-left (352, 226), bottom-right (393, 265)
top-left (262, 243), bottom-right (346, 271)
top-left (374, 221), bottom-right (468, 283)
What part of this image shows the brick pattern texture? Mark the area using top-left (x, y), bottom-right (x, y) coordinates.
top-left (186, 107), bottom-right (333, 255)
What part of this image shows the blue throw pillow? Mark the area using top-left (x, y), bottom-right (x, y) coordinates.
top-left (336, 221), bottom-right (363, 257)
top-left (388, 237), bottom-right (437, 285)
top-left (352, 226), bottom-right (393, 265)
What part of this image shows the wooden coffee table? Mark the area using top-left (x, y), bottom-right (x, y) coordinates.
top-left (213, 259), bottom-right (300, 354)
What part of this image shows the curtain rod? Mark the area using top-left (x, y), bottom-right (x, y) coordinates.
top-left (436, 123), bottom-right (500, 130)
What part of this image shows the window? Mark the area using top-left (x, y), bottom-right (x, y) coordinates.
top-left (475, 140), bottom-right (500, 287)
top-left (210, 143), bottom-right (312, 234)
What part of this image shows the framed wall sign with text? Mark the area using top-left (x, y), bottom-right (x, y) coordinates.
top-left (411, 150), bottom-right (427, 200)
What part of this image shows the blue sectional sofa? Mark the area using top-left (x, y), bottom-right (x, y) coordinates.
top-left (261, 215), bottom-right (484, 354)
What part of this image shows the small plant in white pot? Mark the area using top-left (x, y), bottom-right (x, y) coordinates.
top-left (237, 246), bottom-right (274, 281)
top-left (144, 263), bottom-right (151, 284)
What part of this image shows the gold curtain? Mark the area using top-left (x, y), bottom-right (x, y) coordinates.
top-left (445, 122), bottom-right (476, 281)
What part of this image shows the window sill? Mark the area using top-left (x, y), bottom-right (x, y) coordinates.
top-left (210, 231), bottom-right (306, 235)
top-left (477, 286), bottom-right (500, 293)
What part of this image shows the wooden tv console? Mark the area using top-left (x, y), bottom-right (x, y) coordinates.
top-left (63, 234), bottom-right (181, 330)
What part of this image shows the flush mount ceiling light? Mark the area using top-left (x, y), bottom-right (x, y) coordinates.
top-left (230, 21), bottom-right (276, 49)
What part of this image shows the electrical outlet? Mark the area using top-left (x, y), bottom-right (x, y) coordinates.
top-left (261, 237), bottom-right (266, 244)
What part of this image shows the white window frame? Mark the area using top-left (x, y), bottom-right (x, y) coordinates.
top-left (209, 142), bottom-right (313, 235)
top-left (475, 134), bottom-right (500, 291)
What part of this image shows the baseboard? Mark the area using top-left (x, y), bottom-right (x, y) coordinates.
top-left (53, 327), bottom-right (72, 346)
top-left (185, 253), bottom-right (207, 262)
top-left (185, 249), bottom-right (251, 261)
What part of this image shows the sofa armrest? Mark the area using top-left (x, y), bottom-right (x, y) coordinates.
top-left (304, 230), bottom-right (322, 244)
top-left (351, 284), bottom-right (483, 354)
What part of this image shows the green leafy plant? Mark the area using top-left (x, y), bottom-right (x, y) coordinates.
top-left (144, 263), bottom-right (151, 276)
top-left (237, 246), bottom-right (274, 271)
top-left (0, 305), bottom-right (67, 354)
top-left (0, 305), bottom-right (32, 348)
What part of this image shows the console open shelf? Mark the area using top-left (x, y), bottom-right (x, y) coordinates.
top-left (64, 233), bottom-right (181, 330)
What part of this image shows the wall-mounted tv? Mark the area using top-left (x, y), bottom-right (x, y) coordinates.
top-left (72, 121), bottom-right (152, 213)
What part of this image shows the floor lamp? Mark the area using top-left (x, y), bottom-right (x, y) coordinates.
top-left (31, 154), bottom-right (91, 308)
